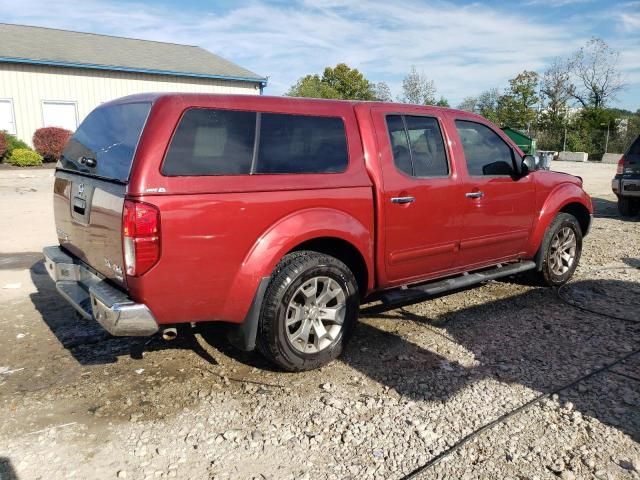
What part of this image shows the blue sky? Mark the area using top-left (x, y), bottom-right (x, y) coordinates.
top-left (1, 0), bottom-right (638, 110)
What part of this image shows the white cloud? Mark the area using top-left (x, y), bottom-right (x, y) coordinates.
top-left (0, 0), bottom-right (637, 108)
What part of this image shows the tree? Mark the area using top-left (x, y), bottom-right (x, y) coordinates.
top-left (286, 74), bottom-right (340, 99)
top-left (457, 96), bottom-right (477, 112)
top-left (435, 96), bottom-right (450, 107)
top-left (399, 66), bottom-right (437, 105)
top-left (321, 63), bottom-right (376, 100)
top-left (286, 63), bottom-right (375, 100)
top-left (496, 70), bottom-right (539, 130)
top-left (540, 59), bottom-right (574, 128)
top-left (372, 81), bottom-right (393, 102)
top-left (476, 89), bottom-right (500, 123)
top-left (570, 38), bottom-right (624, 109)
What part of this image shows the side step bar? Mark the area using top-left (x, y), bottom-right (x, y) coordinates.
top-left (361, 261), bottom-right (536, 315)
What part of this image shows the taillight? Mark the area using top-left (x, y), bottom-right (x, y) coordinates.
top-left (617, 156), bottom-right (625, 175)
top-left (123, 200), bottom-right (160, 276)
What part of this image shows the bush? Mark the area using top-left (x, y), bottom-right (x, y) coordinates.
top-left (2, 133), bottom-right (29, 158)
top-left (0, 132), bottom-right (7, 159)
top-left (33, 127), bottom-right (72, 162)
top-left (7, 148), bottom-right (43, 167)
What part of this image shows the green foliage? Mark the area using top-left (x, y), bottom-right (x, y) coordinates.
top-left (286, 74), bottom-right (340, 99)
top-left (435, 97), bottom-right (450, 107)
top-left (6, 148), bottom-right (43, 167)
top-left (322, 64), bottom-right (376, 100)
top-left (2, 132), bottom-right (29, 157)
top-left (496, 70), bottom-right (539, 130)
top-left (286, 63), bottom-right (375, 100)
top-left (476, 89), bottom-right (500, 124)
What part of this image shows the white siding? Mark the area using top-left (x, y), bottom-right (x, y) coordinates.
top-left (0, 62), bottom-right (260, 145)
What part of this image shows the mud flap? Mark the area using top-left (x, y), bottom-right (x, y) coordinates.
top-left (227, 277), bottom-right (270, 351)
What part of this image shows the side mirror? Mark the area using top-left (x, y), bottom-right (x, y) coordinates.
top-left (520, 154), bottom-right (537, 175)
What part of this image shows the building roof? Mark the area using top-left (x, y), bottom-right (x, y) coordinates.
top-left (0, 23), bottom-right (266, 85)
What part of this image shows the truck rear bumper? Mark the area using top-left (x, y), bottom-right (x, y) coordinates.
top-left (42, 246), bottom-right (158, 336)
top-left (613, 176), bottom-right (640, 197)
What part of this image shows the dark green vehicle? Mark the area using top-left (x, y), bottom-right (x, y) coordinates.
top-left (612, 135), bottom-right (640, 217)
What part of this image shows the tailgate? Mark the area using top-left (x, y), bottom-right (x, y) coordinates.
top-left (54, 172), bottom-right (126, 286)
top-left (53, 100), bottom-right (152, 288)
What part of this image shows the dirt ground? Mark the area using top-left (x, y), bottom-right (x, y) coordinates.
top-left (0, 161), bottom-right (638, 480)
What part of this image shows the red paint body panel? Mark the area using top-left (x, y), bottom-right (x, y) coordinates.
top-left (126, 191), bottom-right (374, 325)
top-left (57, 93), bottom-right (592, 327)
top-left (524, 171), bottom-right (593, 257)
top-left (443, 111), bottom-right (537, 267)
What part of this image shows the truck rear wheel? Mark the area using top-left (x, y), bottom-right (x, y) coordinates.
top-left (257, 251), bottom-right (359, 371)
top-left (618, 197), bottom-right (639, 217)
top-left (533, 213), bottom-right (582, 287)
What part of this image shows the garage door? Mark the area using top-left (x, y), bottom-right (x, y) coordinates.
top-left (42, 101), bottom-right (78, 132)
top-left (0, 99), bottom-right (16, 135)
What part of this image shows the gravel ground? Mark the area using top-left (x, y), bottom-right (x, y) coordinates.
top-left (0, 162), bottom-right (638, 480)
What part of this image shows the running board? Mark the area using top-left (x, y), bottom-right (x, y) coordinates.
top-left (361, 261), bottom-right (536, 315)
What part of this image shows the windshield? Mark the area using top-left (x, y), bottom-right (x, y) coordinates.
top-left (58, 102), bottom-right (151, 182)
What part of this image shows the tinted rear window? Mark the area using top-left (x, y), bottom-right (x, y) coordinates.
top-left (59, 102), bottom-right (151, 182)
top-left (161, 108), bottom-right (348, 176)
top-left (255, 114), bottom-right (348, 174)
top-left (162, 109), bottom-right (256, 176)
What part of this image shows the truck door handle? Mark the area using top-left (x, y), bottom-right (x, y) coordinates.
top-left (465, 191), bottom-right (484, 199)
top-left (391, 196), bottom-right (415, 204)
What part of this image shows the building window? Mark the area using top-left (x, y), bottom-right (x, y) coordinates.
top-left (42, 101), bottom-right (78, 132)
top-left (0, 98), bottom-right (17, 135)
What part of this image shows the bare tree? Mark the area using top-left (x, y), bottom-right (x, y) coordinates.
top-left (570, 38), bottom-right (624, 109)
top-left (399, 66), bottom-right (437, 105)
top-left (457, 96), bottom-right (477, 112)
top-left (372, 81), bottom-right (393, 102)
top-left (541, 59), bottom-right (574, 122)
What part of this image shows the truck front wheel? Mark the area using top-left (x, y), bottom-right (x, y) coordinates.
top-left (257, 251), bottom-right (359, 371)
top-left (534, 213), bottom-right (583, 287)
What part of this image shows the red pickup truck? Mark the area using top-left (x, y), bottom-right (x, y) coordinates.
top-left (44, 93), bottom-right (592, 371)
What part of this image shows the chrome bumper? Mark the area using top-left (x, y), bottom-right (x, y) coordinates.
top-left (42, 246), bottom-right (158, 336)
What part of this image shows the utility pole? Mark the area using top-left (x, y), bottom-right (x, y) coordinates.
top-left (563, 126), bottom-right (567, 151)
top-left (601, 122), bottom-right (610, 154)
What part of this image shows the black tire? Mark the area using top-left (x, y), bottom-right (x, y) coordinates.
top-left (256, 251), bottom-right (359, 371)
top-left (618, 197), bottom-right (640, 217)
top-left (532, 213), bottom-right (583, 287)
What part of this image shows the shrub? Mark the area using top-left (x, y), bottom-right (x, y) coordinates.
top-left (3, 132), bottom-right (29, 158)
top-left (7, 148), bottom-right (43, 167)
top-left (0, 132), bottom-right (7, 159)
top-left (33, 127), bottom-right (72, 162)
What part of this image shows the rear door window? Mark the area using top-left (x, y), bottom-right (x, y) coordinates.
top-left (162, 108), bottom-right (256, 176)
top-left (60, 102), bottom-right (151, 182)
top-left (455, 120), bottom-right (515, 176)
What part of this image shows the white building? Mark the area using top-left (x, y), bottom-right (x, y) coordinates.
top-left (0, 24), bottom-right (266, 145)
